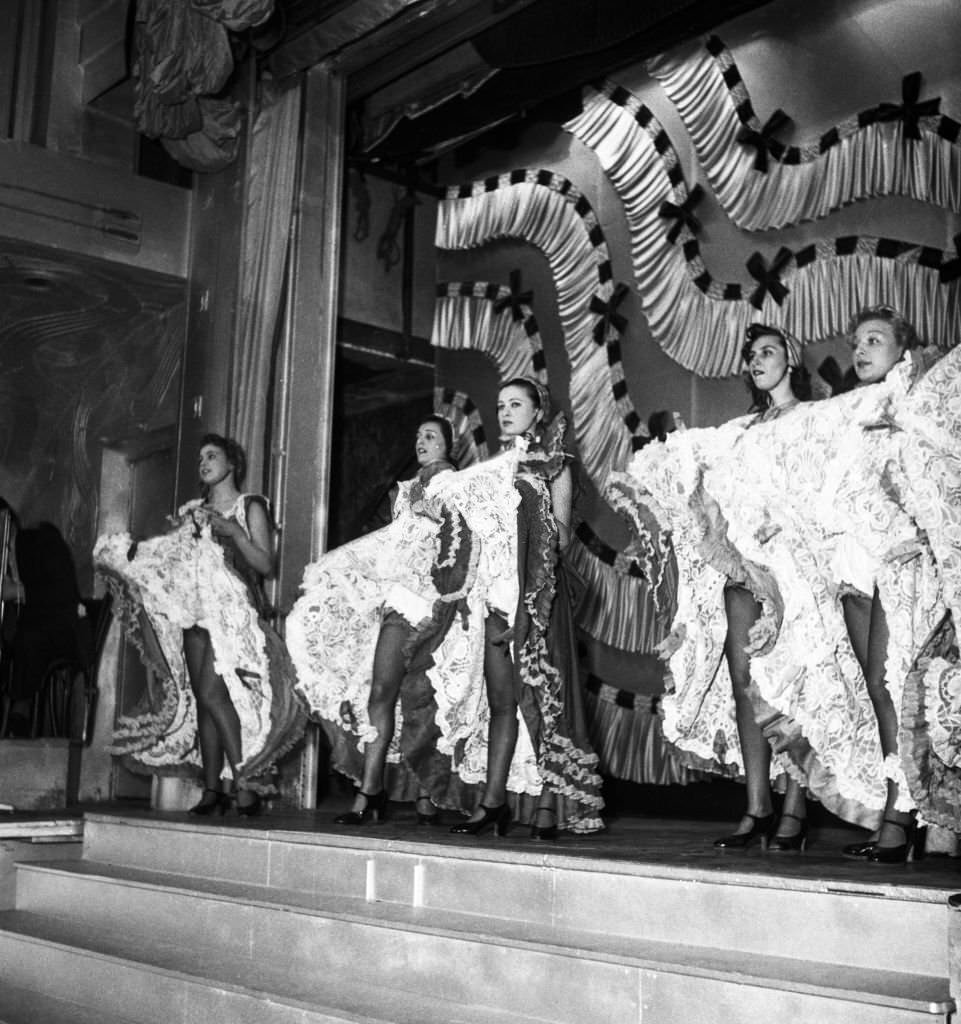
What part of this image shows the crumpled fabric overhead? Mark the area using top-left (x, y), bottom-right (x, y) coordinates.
top-left (134, 0), bottom-right (274, 171)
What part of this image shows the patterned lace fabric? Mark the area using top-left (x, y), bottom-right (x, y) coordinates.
top-left (890, 344), bottom-right (961, 827)
top-left (420, 452), bottom-right (541, 795)
top-left (437, 416), bottom-right (605, 832)
top-left (613, 353), bottom-right (955, 829)
top-left (95, 495), bottom-right (301, 782)
top-left (286, 455), bottom-right (541, 799)
top-left (512, 462), bottom-right (605, 833)
top-left (287, 473), bottom-right (452, 748)
top-left (609, 419), bottom-right (749, 778)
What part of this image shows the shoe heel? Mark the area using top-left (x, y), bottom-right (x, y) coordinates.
top-left (713, 811), bottom-right (775, 850)
top-left (449, 803), bottom-right (511, 837)
top-left (236, 791), bottom-right (262, 817)
top-left (767, 813), bottom-right (809, 853)
top-left (335, 789), bottom-right (387, 826)
top-left (189, 788), bottom-right (228, 816)
top-left (908, 826), bottom-right (927, 863)
top-left (494, 805), bottom-right (512, 837)
top-left (866, 817), bottom-right (925, 865)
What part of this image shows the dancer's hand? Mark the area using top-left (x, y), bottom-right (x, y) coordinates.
top-left (206, 510), bottom-right (242, 542)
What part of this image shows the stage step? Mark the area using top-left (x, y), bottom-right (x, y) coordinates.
top-left (0, 813), bottom-right (953, 1024)
top-left (0, 910), bottom-right (546, 1024)
top-left (81, 813), bottom-right (950, 978)
top-left (0, 981), bottom-right (141, 1024)
top-left (7, 855), bottom-right (954, 1024)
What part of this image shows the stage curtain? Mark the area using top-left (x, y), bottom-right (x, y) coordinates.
top-left (230, 80), bottom-right (302, 491)
top-left (134, 0), bottom-right (274, 171)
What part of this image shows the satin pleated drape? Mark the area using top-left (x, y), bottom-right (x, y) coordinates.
top-left (436, 177), bottom-right (633, 494)
top-left (432, 285), bottom-right (545, 386)
top-left (230, 82), bottom-right (302, 491)
top-left (564, 84), bottom-right (959, 378)
top-left (647, 39), bottom-right (961, 230)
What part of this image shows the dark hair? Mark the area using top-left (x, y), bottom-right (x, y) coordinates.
top-left (200, 433), bottom-right (247, 490)
top-left (740, 325), bottom-right (811, 411)
top-left (847, 305), bottom-right (920, 352)
top-left (419, 415), bottom-right (455, 461)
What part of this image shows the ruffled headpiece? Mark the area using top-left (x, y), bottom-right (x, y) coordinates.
top-left (743, 324), bottom-right (802, 369)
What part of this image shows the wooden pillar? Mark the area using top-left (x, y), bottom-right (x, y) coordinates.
top-left (272, 65), bottom-right (345, 808)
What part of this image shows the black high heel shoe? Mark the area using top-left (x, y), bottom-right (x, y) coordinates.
top-left (335, 790), bottom-right (387, 825)
top-left (189, 788), bottom-right (229, 816)
top-left (530, 808), bottom-right (558, 841)
top-left (713, 811), bottom-right (775, 850)
top-left (415, 796), bottom-right (439, 825)
top-left (449, 803), bottom-right (511, 837)
top-left (841, 837), bottom-right (877, 859)
top-left (235, 790), bottom-right (262, 817)
top-left (767, 812), bottom-right (808, 853)
top-left (866, 817), bottom-right (926, 864)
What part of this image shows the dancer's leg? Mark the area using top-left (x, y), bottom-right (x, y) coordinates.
top-left (183, 626), bottom-right (244, 794)
top-left (843, 590), bottom-right (907, 848)
top-left (723, 586), bottom-right (773, 835)
top-left (348, 616), bottom-right (409, 814)
top-left (470, 612), bottom-right (518, 818)
top-left (774, 776), bottom-right (808, 840)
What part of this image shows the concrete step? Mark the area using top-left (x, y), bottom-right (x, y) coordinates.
top-left (0, 981), bottom-right (141, 1024)
top-left (10, 858), bottom-right (953, 1024)
top-left (0, 910), bottom-right (550, 1024)
top-left (81, 813), bottom-right (951, 979)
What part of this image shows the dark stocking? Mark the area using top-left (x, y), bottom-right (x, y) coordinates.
top-left (350, 616), bottom-right (410, 813)
top-left (842, 589), bottom-right (906, 847)
top-left (184, 627), bottom-right (242, 793)
top-left (724, 586), bottom-right (773, 832)
top-left (472, 612), bottom-right (518, 818)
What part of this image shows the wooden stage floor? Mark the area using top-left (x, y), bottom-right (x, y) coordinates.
top-left (113, 795), bottom-right (961, 899)
top-left (7, 785), bottom-right (960, 897)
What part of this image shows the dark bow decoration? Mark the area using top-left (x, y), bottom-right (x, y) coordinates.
top-left (659, 184), bottom-right (704, 244)
top-left (492, 269), bottom-right (533, 322)
top-left (746, 247), bottom-right (793, 309)
top-left (940, 232), bottom-right (961, 284)
top-left (876, 72), bottom-right (941, 141)
top-left (590, 283), bottom-right (631, 345)
top-left (737, 108), bottom-right (790, 172)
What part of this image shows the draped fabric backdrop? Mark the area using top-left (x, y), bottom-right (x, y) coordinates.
top-left (230, 81), bottom-right (302, 491)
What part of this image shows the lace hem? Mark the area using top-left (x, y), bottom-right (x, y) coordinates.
top-left (95, 519), bottom-right (286, 777)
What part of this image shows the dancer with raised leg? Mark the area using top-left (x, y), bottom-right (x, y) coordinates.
top-left (329, 417), bottom-right (456, 826)
top-left (835, 307), bottom-right (926, 862)
top-left (287, 416), bottom-right (489, 822)
top-left (96, 434), bottom-right (304, 814)
top-left (711, 327), bottom-right (810, 851)
top-left (450, 378), bottom-right (604, 838)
